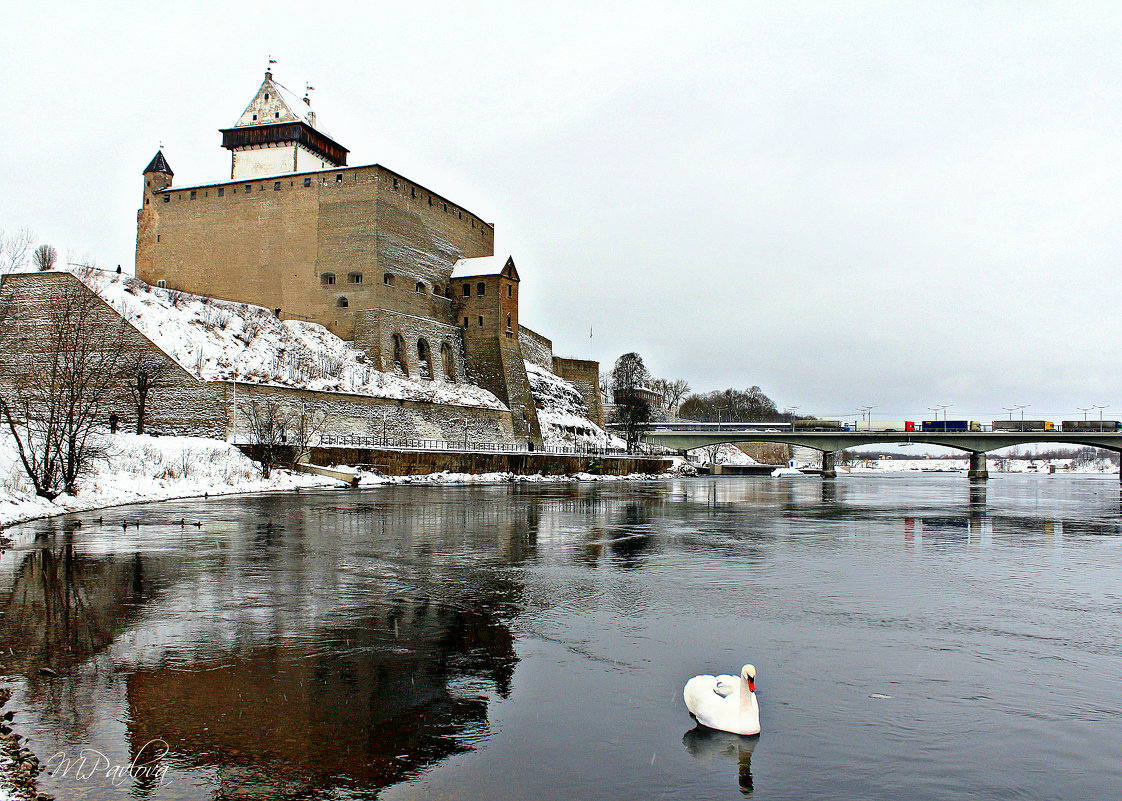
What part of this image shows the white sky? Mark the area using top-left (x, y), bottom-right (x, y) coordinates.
top-left (5, 1), bottom-right (1122, 424)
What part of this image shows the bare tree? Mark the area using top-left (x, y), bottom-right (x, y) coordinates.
top-left (286, 404), bottom-right (327, 468)
top-left (649, 377), bottom-right (691, 416)
top-left (0, 277), bottom-right (126, 498)
top-left (609, 352), bottom-right (653, 450)
top-left (119, 354), bottom-right (174, 434)
top-left (33, 244), bottom-right (58, 272)
top-left (1, 228), bottom-right (34, 275)
top-left (241, 398), bottom-right (284, 478)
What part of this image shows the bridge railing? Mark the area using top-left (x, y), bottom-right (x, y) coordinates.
top-left (316, 433), bottom-right (646, 457)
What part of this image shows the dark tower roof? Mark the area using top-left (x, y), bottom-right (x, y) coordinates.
top-left (143, 150), bottom-right (173, 176)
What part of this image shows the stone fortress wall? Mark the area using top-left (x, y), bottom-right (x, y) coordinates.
top-left (136, 163), bottom-right (493, 341)
top-left (0, 272), bottom-right (515, 444)
top-left (130, 70), bottom-right (601, 449)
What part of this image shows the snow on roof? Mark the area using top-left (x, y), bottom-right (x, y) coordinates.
top-left (450, 255), bottom-right (512, 279)
top-left (66, 268), bottom-right (508, 411)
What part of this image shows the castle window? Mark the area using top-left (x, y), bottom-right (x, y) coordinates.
top-left (252, 114), bottom-right (257, 121)
top-left (383, 273), bottom-right (395, 286)
top-left (428, 197), bottom-right (433, 206)
top-left (476, 282), bottom-right (486, 296)
top-left (162, 195), bottom-right (169, 203)
top-left (411, 187), bottom-right (416, 198)
top-left (393, 178), bottom-right (398, 189)
top-left (348, 272), bottom-right (363, 284)
top-left (478, 316), bottom-right (484, 327)
top-left (415, 281), bottom-right (425, 293)
top-left (463, 317), bottom-right (468, 327)
top-left (156, 280), bottom-right (166, 288)
top-left (506, 313), bottom-right (512, 331)
top-left (304, 177), bottom-right (311, 187)
top-left (433, 284), bottom-right (441, 295)
top-left (458, 211), bottom-right (462, 219)
top-left (471, 219), bottom-right (475, 228)
top-left (443, 203), bottom-right (447, 212)
top-left (441, 343), bottom-right (456, 380)
top-left (157, 235), bottom-right (160, 242)
top-left (337, 297), bottom-right (348, 308)
top-left (245, 185), bottom-right (252, 193)
top-left (417, 339), bottom-right (432, 379)
top-left (391, 334), bottom-right (408, 376)
top-left (275, 112), bottom-right (280, 119)
top-left (321, 273), bottom-right (336, 286)
top-left (264, 93), bottom-right (269, 100)
top-left (190, 190), bottom-right (197, 200)
top-left (217, 187), bottom-right (224, 197)
top-left (336, 174), bottom-right (343, 182)
top-left (507, 284), bottom-right (512, 298)
top-left (274, 182), bottom-right (281, 190)
top-left (462, 284), bottom-right (470, 297)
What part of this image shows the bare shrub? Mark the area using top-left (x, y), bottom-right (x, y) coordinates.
top-left (0, 277), bottom-right (126, 498)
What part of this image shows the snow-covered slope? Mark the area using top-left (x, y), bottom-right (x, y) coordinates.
top-left (525, 361), bottom-right (624, 449)
top-left (68, 269), bottom-right (506, 410)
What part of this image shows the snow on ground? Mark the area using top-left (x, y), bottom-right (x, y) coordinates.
top-left (66, 268), bottom-right (506, 410)
top-left (0, 432), bottom-right (338, 528)
top-left (524, 361), bottom-right (625, 449)
top-left (846, 457), bottom-right (1117, 474)
top-left (686, 443), bottom-right (759, 465)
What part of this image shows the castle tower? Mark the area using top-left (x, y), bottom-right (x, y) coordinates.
top-left (220, 70), bottom-right (348, 179)
top-left (453, 256), bottom-right (543, 446)
top-left (135, 150), bottom-right (174, 280)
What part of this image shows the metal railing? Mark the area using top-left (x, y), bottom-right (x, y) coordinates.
top-left (316, 433), bottom-right (647, 457)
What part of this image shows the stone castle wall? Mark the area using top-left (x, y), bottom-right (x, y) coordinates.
top-left (353, 308), bottom-right (466, 380)
top-left (552, 357), bottom-right (605, 427)
top-left (518, 325), bottom-right (554, 370)
top-left (0, 273), bottom-right (515, 444)
top-left (136, 164), bottom-right (494, 341)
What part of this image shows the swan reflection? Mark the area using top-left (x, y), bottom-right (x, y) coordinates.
top-left (682, 725), bottom-right (759, 795)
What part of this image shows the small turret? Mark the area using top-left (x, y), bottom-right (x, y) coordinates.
top-left (142, 150), bottom-right (174, 199)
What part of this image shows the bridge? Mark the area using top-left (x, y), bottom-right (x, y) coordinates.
top-left (638, 424), bottom-right (1122, 480)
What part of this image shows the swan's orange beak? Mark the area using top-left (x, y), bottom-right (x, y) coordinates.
top-left (748, 679), bottom-right (755, 693)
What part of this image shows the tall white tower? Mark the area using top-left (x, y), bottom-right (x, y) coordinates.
top-left (220, 69), bottom-right (348, 179)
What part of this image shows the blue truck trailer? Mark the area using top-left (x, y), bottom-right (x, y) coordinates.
top-left (921, 420), bottom-right (979, 432)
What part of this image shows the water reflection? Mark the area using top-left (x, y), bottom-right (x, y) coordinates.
top-left (125, 598), bottom-right (516, 798)
top-left (1, 477), bottom-right (1120, 801)
top-left (682, 726), bottom-right (759, 796)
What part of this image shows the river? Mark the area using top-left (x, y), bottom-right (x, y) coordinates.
top-left (0, 474), bottom-right (1119, 800)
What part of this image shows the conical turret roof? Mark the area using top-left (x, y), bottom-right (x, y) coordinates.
top-left (143, 150), bottom-right (173, 176)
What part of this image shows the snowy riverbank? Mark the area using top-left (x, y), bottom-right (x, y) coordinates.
top-left (0, 433), bottom-right (683, 530)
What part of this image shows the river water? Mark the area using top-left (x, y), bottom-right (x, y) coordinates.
top-left (1, 474), bottom-right (1120, 800)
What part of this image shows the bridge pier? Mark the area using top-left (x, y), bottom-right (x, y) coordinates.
top-left (821, 451), bottom-right (837, 479)
top-left (968, 452), bottom-right (989, 480)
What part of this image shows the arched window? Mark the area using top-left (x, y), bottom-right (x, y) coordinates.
top-left (417, 339), bottom-right (433, 379)
top-left (391, 334), bottom-right (408, 376)
top-left (348, 272), bottom-right (363, 284)
top-left (433, 284), bottom-right (442, 295)
top-left (337, 297), bottom-right (349, 308)
top-left (506, 313), bottom-right (512, 330)
top-left (476, 282), bottom-right (486, 296)
top-left (383, 273), bottom-right (395, 286)
top-left (415, 281), bottom-right (425, 293)
top-left (441, 342), bottom-right (456, 381)
top-left (320, 273), bottom-right (336, 285)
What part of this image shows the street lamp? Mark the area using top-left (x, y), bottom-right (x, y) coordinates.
top-left (1093, 404), bottom-right (1109, 431)
top-left (1077, 406), bottom-right (1093, 421)
top-left (1010, 404), bottom-right (1028, 431)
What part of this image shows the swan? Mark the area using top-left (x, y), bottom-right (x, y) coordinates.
top-left (683, 664), bottom-right (760, 735)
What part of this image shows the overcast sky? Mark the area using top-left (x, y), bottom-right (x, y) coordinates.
top-left (5, 1), bottom-right (1122, 423)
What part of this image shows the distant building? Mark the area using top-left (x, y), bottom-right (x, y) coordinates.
top-left (135, 70), bottom-right (603, 442)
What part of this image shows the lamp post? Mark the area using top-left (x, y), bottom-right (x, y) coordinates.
top-left (1093, 404), bottom-right (1109, 431)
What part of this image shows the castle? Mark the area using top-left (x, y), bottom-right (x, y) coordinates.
top-left (135, 69), bottom-right (603, 445)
